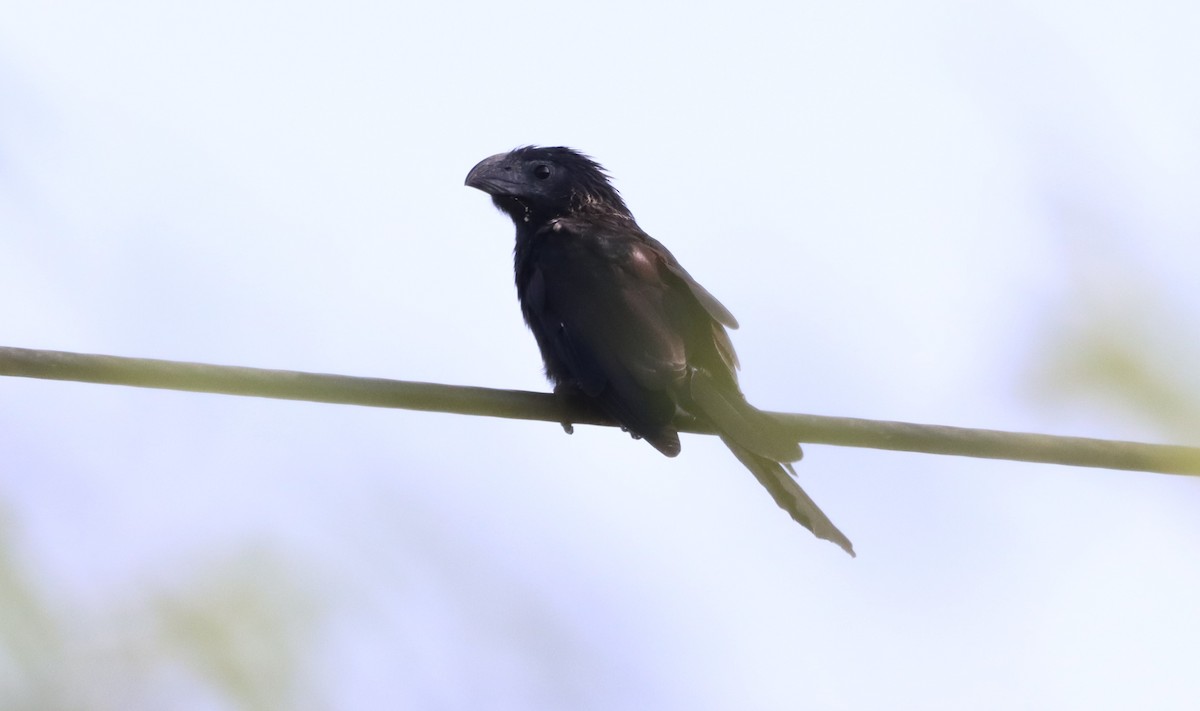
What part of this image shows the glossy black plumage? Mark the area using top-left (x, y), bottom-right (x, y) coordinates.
top-left (466, 146), bottom-right (853, 555)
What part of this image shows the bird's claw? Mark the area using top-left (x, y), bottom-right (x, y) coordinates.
top-left (553, 383), bottom-right (579, 435)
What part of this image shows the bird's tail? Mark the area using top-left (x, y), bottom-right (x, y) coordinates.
top-left (724, 438), bottom-right (856, 557)
top-left (690, 369), bottom-right (854, 556)
top-left (688, 369), bottom-right (802, 463)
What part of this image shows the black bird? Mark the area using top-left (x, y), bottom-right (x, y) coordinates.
top-left (466, 146), bottom-right (854, 556)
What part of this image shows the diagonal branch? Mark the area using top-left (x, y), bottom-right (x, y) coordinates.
top-left (2, 345), bottom-right (1198, 476)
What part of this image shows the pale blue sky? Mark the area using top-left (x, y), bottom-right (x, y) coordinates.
top-left (2, 1), bottom-right (1199, 709)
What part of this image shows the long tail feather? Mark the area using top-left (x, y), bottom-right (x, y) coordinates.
top-left (724, 438), bottom-right (855, 557)
top-left (689, 369), bottom-right (801, 462)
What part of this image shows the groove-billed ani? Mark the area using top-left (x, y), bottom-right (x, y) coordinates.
top-left (466, 146), bottom-right (854, 556)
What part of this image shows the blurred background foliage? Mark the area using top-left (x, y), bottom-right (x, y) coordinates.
top-left (0, 525), bottom-right (323, 711)
top-left (1031, 265), bottom-right (1200, 442)
top-left (1029, 202), bottom-right (1199, 441)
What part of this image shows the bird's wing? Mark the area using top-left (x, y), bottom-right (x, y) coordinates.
top-left (641, 234), bottom-right (740, 330)
top-left (634, 231), bottom-right (800, 463)
top-left (638, 234), bottom-right (741, 373)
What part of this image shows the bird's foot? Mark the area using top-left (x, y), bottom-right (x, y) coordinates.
top-left (553, 383), bottom-right (580, 435)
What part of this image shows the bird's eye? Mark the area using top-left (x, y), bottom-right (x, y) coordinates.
top-left (533, 164), bottom-right (552, 180)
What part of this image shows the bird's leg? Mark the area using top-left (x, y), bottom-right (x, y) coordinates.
top-left (552, 382), bottom-right (580, 435)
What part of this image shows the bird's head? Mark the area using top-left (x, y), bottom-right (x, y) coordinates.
top-left (465, 146), bottom-right (629, 225)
